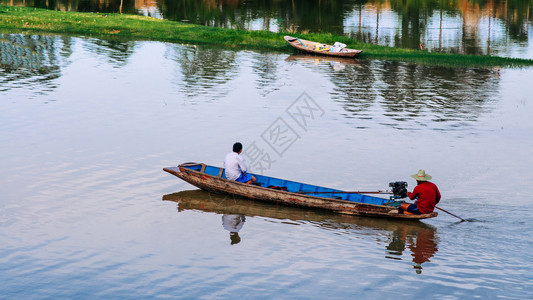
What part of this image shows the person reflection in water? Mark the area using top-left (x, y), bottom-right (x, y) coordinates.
top-left (409, 226), bottom-right (438, 274)
top-left (386, 225), bottom-right (438, 274)
top-left (222, 214), bottom-right (246, 245)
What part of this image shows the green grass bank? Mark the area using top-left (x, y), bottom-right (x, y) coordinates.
top-left (1, 5), bottom-right (533, 68)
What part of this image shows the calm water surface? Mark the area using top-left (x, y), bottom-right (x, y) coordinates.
top-left (1, 34), bottom-right (533, 298)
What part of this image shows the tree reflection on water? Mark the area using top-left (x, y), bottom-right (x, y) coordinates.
top-left (0, 34), bottom-right (65, 95)
top-left (84, 38), bottom-right (136, 66)
top-left (166, 44), bottom-right (239, 99)
top-left (1, 36), bottom-right (502, 130)
top-left (251, 52), bottom-right (286, 97)
top-left (305, 57), bottom-right (501, 130)
top-left (0, 34), bottom-right (137, 95)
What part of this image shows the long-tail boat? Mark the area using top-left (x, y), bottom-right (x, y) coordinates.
top-left (163, 163), bottom-right (437, 220)
top-left (284, 36), bottom-right (363, 58)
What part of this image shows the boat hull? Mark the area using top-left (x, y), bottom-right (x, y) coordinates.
top-left (163, 163), bottom-right (437, 220)
top-left (284, 36), bottom-right (363, 58)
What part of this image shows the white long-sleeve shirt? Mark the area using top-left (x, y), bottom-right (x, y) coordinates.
top-left (223, 152), bottom-right (248, 181)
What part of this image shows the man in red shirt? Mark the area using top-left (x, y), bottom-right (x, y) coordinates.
top-left (402, 169), bottom-right (441, 214)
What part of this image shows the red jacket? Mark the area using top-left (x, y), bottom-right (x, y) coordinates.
top-left (408, 181), bottom-right (441, 214)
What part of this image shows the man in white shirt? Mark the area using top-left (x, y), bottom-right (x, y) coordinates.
top-left (223, 142), bottom-right (256, 184)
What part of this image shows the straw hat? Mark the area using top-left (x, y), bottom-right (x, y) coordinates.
top-left (411, 169), bottom-right (432, 181)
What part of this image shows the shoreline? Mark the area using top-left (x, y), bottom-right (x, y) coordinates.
top-left (1, 5), bottom-right (533, 68)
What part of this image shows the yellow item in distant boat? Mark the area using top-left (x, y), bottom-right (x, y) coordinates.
top-left (314, 43), bottom-right (329, 51)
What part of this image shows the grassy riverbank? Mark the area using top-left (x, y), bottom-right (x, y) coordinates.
top-left (1, 5), bottom-right (533, 68)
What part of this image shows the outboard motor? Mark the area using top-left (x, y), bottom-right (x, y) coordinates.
top-left (389, 181), bottom-right (408, 199)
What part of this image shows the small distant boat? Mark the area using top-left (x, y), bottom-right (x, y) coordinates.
top-left (163, 163), bottom-right (437, 220)
top-left (284, 36), bottom-right (363, 58)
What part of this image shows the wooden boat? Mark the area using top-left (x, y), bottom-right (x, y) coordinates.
top-left (163, 163), bottom-right (437, 220)
top-left (284, 36), bottom-right (363, 58)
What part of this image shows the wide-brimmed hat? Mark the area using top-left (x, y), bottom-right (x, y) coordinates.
top-left (411, 169), bottom-right (432, 181)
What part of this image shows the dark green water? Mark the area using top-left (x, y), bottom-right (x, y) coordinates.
top-left (1, 33), bottom-right (533, 298)
top-left (2, 0), bottom-right (533, 57)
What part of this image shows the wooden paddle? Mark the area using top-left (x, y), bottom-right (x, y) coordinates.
top-left (435, 206), bottom-right (467, 222)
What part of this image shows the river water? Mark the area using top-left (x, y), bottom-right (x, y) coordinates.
top-left (1, 34), bottom-right (533, 298)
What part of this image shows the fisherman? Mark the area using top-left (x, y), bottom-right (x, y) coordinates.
top-left (223, 142), bottom-right (256, 184)
top-left (401, 169), bottom-right (441, 214)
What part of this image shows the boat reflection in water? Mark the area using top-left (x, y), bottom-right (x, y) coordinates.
top-left (286, 54), bottom-right (361, 72)
top-left (163, 190), bottom-right (438, 273)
